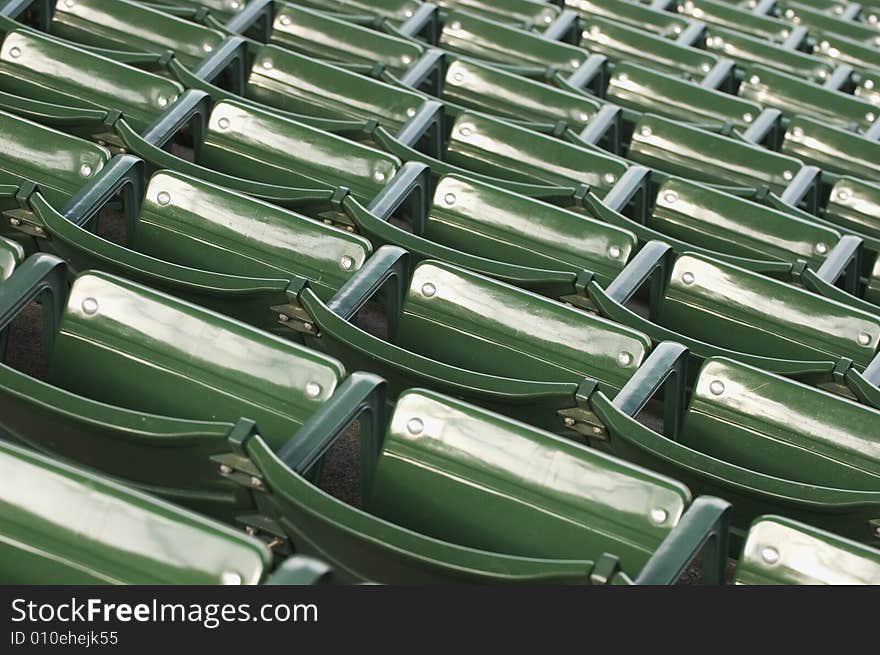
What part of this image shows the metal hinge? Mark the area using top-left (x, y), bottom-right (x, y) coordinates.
top-left (3, 207), bottom-right (46, 238)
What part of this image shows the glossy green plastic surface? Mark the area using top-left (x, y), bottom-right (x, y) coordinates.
top-left (441, 59), bottom-right (601, 129)
top-left (200, 100), bottom-right (400, 202)
top-left (135, 170), bottom-right (373, 299)
top-left (628, 114), bottom-right (804, 194)
top-left (735, 516), bottom-right (880, 584)
top-left (369, 389), bottom-right (690, 574)
top-left (825, 176), bottom-right (880, 239)
top-left (0, 438), bottom-right (270, 584)
top-left (439, 10), bottom-right (589, 71)
top-left (678, 0), bottom-right (793, 42)
top-left (739, 64), bottom-right (878, 130)
top-left (657, 254), bottom-right (880, 366)
top-left (682, 358), bottom-right (880, 490)
top-left (49, 271), bottom-right (346, 450)
top-left (0, 108), bottom-right (108, 210)
top-left (446, 111), bottom-right (628, 193)
top-left (607, 61), bottom-right (762, 128)
top-left (246, 44), bottom-right (425, 130)
top-left (270, 4), bottom-right (424, 74)
top-left (425, 175), bottom-right (635, 284)
top-left (437, 0), bottom-right (560, 26)
top-left (295, 0), bottom-right (421, 23)
top-left (811, 31), bottom-right (880, 72)
top-left (395, 261), bottom-right (650, 391)
top-left (567, 0), bottom-right (689, 37)
top-left (0, 237), bottom-right (22, 280)
top-left (580, 16), bottom-right (719, 78)
top-left (650, 177), bottom-right (840, 267)
top-left (704, 26), bottom-right (833, 80)
top-left (0, 29), bottom-right (183, 131)
top-left (781, 116), bottom-right (880, 182)
top-left (50, 0), bottom-right (226, 68)
top-left (780, 1), bottom-right (880, 47)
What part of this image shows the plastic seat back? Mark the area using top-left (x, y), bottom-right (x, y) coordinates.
top-left (394, 260), bottom-right (651, 392)
top-left (0, 29), bottom-right (183, 131)
top-left (679, 0), bottom-right (793, 41)
top-left (446, 111), bottom-right (629, 193)
top-left (568, 0), bottom-right (689, 36)
top-left (825, 176), bottom-right (880, 239)
top-left (812, 32), bottom-right (880, 72)
top-left (607, 61), bottom-right (762, 128)
top-left (681, 358), bottom-right (880, 490)
top-left (628, 114), bottom-right (804, 194)
top-left (0, 238), bottom-right (22, 282)
top-left (705, 26), bottom-right (833, 80)
top-left (781, 116), bottom-right (880, 182)
top-left (134, 170), bottom-right (373, 299)
top-left (739, 65), bottom-right (878, 130)
top-left (0, 109), bottom-right (108, 210)
top-left (247, 45), bottom-right (425, 130)
top-left (48, 271), bottom-right (347, 449)
top-left (580, 16), bottom-right (719, 78)
top-left (657, 254), bottom-right (880, 366)
top-left (439, 10), bottom-right (589, 72)
top-left (651, 177), bottom-right (840, 267)
top-left (50, 0), bottom-right (226, 68)
top-left (735, 517), bottom-right (880, 584)
top-left (442, 59), bottom-right (601, 129)
top-left (293, 0), bottom-right (421, 23)
top-left (200, 100), bottom-right (401, 201)
top-left (426, 175), bottom-right (636, 283)
top-left (0, 439), bottom-right (269, 584)
top-left (269, 4), bottom-right (424, 73)
top-left (368, 389), bottom-right (691, 573)
top-left (435, 0), bottom-right (560, 26)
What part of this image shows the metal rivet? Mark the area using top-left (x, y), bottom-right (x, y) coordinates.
top-left (406, 418), bottom-right (424, 435)
top-left (603, 172), bottom-right (616, 185)
top-left (858, 332), bottom-right (872, 346)
top-left (306, 382), bottom-right (322, 398)
top-left (278, 314), bottom-right (289, 322)
top-left (81, 297), bottom-right (99, 315)
top-left (743, 112), bottom-right (753, 123)
top-left (815, 242), bottom-right (828, 255)
top-left (80, 163), bottom-right (93, 177)
top-left (157, 95), bottom-right (168, 108)
top-left (570, 59), bottom-right (581, 69)
top-left (563, 417), bottom-right (576, 427)
top-left (618, 72), bottom-right (629, 83)
top-left (700, 62), bottom-right (711, 73)
top-left (221, 572), bottom-right (242, 585)
top-left (640, 126), bottom-right (653, 137)
top-left (219, 464), bottom-right (232, 474)
top-left (836, 188), bottom-right (851, 201)
top-left (650, 508), bottom-right (668, 525)
top-left (157, 191), bottom-right (171, 206)
top-left (608, 245), bottom-right (622, 260)
top-left (203, 43), bottom-right (214, 53)
top-left (589, 25), bottom-right (600, 36)
top-left (867, 112), bottom-right (876, 123)
top-left (64, 0), bottom-right (74, 6)
top-left (374, 170), bottom-right (386, 183)
top-left (8, 46), bottom-right (21, 59)
top-left (250, 476), bottom-right (262, 488)
top-left (450, 21), bottom-right (461, 30)
top-left (302, 322), bottom-right (313, 331)
top-left (405, 10), bottom-right (414, 18)
top-left (672, 25), bottom-right (682, 35)
top-left (869, 14), bottom-right (878, 24)
top-left (421, 283), bottom-right (436, 297)
top-left (865, 80), bottom-right (875, 90)
top-left (663, 191), bottom-right (678, 204)
top-left (9, 218), bottom-right (20, 227)
top-left (443, 193), bottom-right (456, 205)
top-left (279, 14), bottom-right (291, 26)
top-left (618, 351), bottom-right (633, 367)
top-left (817, 68), bottom-right (827, 79)
top-left (340, 255), bottom-right (354, 271)
top-left (780, 29), bottom-right (789, 39)
top-left (229, 0), bottom-right (241, 9)
top-left (451, 71), bottom-right (464, 82)
top-left (401, 54), bottom-right (412, 65)
top-left (791, 126), bottom-right (804, 138)
top-left (543, 14), bottom-right (553, 24)
top-left (782, 170), bottom-right (793, 181)
top-left (406, 107), bottom-right (416, 118)
top-left (709, 380), bottom-right (725, 396)
top-left (761, 547), bottom-right (780, 564)
top-left (749, 75), bottom-right (760, 85)
top-left (459, 126), bottom-right (473, 137)
top-left (578, 111), bottom-right (590, 123)
top-left (262, 59), bottom-right (273, 69)
top-left (592, 426), bottom-right (604, 436)
top-left (217, 117), bottom-right (230, 130)
top-left (682, 271), bottom-right (695, 285)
